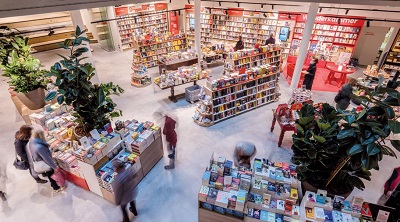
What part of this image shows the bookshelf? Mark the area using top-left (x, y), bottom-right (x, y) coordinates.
top-left (290, 14), bottom-right (365, 63)
top-left (383, 29), bottom-right (400, 78)
top-left (226, 47), bottom-right (282, 72)
top-left (185, 7), bottom-right (279, 49)
top-left (131, 35), bottom-right (187, 69)
top-left (114, 3), bottom-right (169, 50)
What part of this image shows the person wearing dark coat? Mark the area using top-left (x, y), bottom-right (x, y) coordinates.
top-left (163, 115), bottom-right (178, 170)
top-left (233, 142), bottom-right (257, 169)
top-left (112, 160), bottom-right (138, 222)
top-left (335, 83), bottom-right (354, 110)
top-left (235, 36), bottom-right (244, 51)
top-left (14, 125), bottom-right (47, 184)
top-left (265, 33), bottom-right (276, 45)
top-left (301, 58), bottom-right (318, 90)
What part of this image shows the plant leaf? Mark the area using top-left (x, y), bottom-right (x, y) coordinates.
top-left (57, 95), bottom-right (64, 104)
top-left (390, 140), bottom-right (400, 152)
top-left (337, 129), bottom-right (355, 139)
top-left (366, 143), bottom-right (380, 156)
top-left (307, 148), bottom-right (317, 159)
top-left (388, 120), bottom-right (400, 134)
top-left (45, 91), bottom-right (57, 101)
top-left (357, 109), bottom-right (366, 120)
top-left (348, 144), bottom-right (364, 156)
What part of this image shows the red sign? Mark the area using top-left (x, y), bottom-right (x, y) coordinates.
top-left (128, 6), bottom-right (142, 13)
top-left (169, 11), bottom-right (179, 35)
top-left (227, 8), bottom-right (244, 17)
top-left (155, 3), bottom-right (167, 11)
top-left (296, 13), bottom-right (365, 27)
top-left (115, 7), bottom-right (129, 16)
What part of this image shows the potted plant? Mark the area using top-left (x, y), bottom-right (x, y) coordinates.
top-left (0, 36), bottom-right (49, 109)
top-left (45, 26), bottom-right (124, 137)
top-left (291, 80), bottom-right (400, 196)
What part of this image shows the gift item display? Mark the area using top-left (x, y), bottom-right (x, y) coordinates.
top-left (301, 190), bottom-right (397, 222)
top-left (153, 65), bottom-right (207, 89)
top-left (158, 49), bottom-right (197, 65)
top-left (291, 14), bottom-right (364, 62)
top-left (288, 87), bottom-right (312, 104)
top-left (193, 93), bottom-right (214, 126)
top-left (202, 44), bottom-right (228, 65)
top-left (194, 57), bottom-right (280, 126)
top-left (198, 152), bottom-right (252, 221)
top-left (131, 63), bottom-right (151, 87)
top-left (226, 45), bottom-right (281, 72)
top-left (29, 105), bottom-right (163, 203)
top-left (132, 33), bottom-right (187, 68)
top-left (115, 3), bottom-right (169, 50)
top-left (185, 7), bottom-right (279, 49)
top-left (363, 65), bottom-right (391, 80)
top-left (245, 158), bottom-right (301, 222)
top-left (383, 29), bottom-right (400, 74)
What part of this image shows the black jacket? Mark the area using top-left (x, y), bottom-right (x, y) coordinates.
top-left (15, 133), bottom-right (29, 162)
top-left (303, 63), bottom-right (317, 90)
top-left (235, 40), bottom-right (244, 50)
top-left (265, 37), bottom-right (276, 45)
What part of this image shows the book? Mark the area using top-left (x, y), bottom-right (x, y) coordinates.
top-left (351, 196), bottom-right (364, 213)
top-left (206, 187), bottom-right (218, 204)
top-left (292, 205), bottom-right (300, 218)
top-left (324, 197), bottom-right (333, 211)
top-left (260, 210), bottom-right (269, 221)
top-left (270, 198), bottom-right (277, 211)
top-left (227, 190), bottom-right (238, 209)
top-left (268, 182), bottom-right (276, 192)
top-left (343, 200), bottom-right (352, 213)
top-left (224, 175), bottom-right (233, 187)
top-left (361, 202), bottom-right (372, 219)
top-left (324, 210), bottom-right (334, 222)
top-left (277, 199), bottom-right (285, 213)
top-left (223, 160), bottom-right (233, 176)
top-left (248, 193), bottom-right (255, 203)
top-left (332, 210), bottom-right (343, 222)
top-left (342, 212), bottom-right (353, 222)
top-left (254, 209), bottom-right (261, 219)
top-left (210, 171), bottom-right (218, 183)
top-left (268, 167), bottom-right (276, 181)
top-left (316, 189), bottom-right (327, 205)
top-left (267, 212), bottom-right (276, 222)
top-left (201, 202), bottom-right (213, 211)
top-left (314, 207), bottom-right (325, 222)
top-left (248, 208), bottom-right (254, 218)
top-left (376, 209), bottom-right (390, 222)
top-left (215, 191), bottom-right (229, 208)
top-left (198, 185), bottom-right (210, 202)
top-left (261, 180), bottom-right (269, 190)
top-left (333, 195), bottom-right (345, 211)
top-left (307, 191), bottom-right (316, 202)
top-left (254, 193), bottom-right (263, 205)
top-left (290, 188), bottom-right (298, 200)
top-left (275, 213), bottom-right (284, 222)
top-left (276, 171), bottom-right (285, 183)
top-left (283, 184), bottom-right (291, 198)
top-left (215, 176), bottom-right (224, 190)
top-left (232, 178), bottom-right (240, 190)
top-left (253, 175), bottom-right (262, 190)
top-left (262, 193), bottom-right (271, 208)
top-left (239, 176), bottom-right (251, 191)
top-left (306, 207), bottom-right (315, 219)
top-left (275, 183), bottom-right (284, 197)
top-left (202, 171), bottom-right (211, 186)
top-left (284, 199), bottom-right (294, 211)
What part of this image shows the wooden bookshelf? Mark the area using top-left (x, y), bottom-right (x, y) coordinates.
top-left (383, 29), bottom-right (400, 78)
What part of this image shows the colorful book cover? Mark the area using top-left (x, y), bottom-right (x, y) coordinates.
top-left (267, 212), bottom-right (275, 222)
top-left (224, 176), bottom-right (233, 187)
top-left (202, 171), bottom-right (211, 186)
top-left (307, 191), bottom-right (316, 203)
top-left (270, 198), bottom-right (277, 210)
top-left (324, 197), bottom-right (333, 210)
top-left (269, 167), bottom-right (276, 181)
top-left (255, 193), bottom-right (263, 205)
top-left (316, 189), bottom-right (327, 205)
top-left (343, 200), bottom-right (352, 213)
top-left (351, 196), bottom-right (364, 212)
top-left (207, 187), bottom-right (218, 204)
top-left (247, 208), bottom-right (254, 218)
top-left (215, 176), bottom-right (224, 190)
top-left (254, 209), bottom-right (261, 219)
top-left (274, 162), bottom-right (283, 168)
top-left (201, 202), bottom-right (213, 211)
top-left (275, 183), bottom-right (284, 196)
top-left (333, 195), bottom-right (345, 211)
top-left (214, 205), bottom-right (226, 215)
top-left (199, 185), bottom-right (210, 201)
top-left (261, 180), bottom-right (269, 190)
top-left (232, 178), bottom-right (240, 190)
top-left (260, 210), bottom-right (269, 221)
top-left (314, 207), bottom-right (325, 221)
top-left (262, 193), bottom-right (271, 208)
top-left (376, 209), bottom-right (390, 222)
top-left (275, 213), bottom-right (283, 222)
top-left (253, 175), bottom-right (262, 189)
top-left (277, 199), bottom-right (285, 212)
top-left (276, 171), bottom-right (285, 182)
top-left (283, 184), bottom-right (291, 196)
top-left (342, 212), bottom-right (353, 222)
top-left (292, 205), bottom-right (300, 216)
top-left (227, 190), bottom-right (238, 209)
top-left (284, 199), bottom-right (294, 213)
top-left (268, 182), bottom-right (276, 192)
top-left (324, 209), bottom-right (333, 222)
top-left (332, 210), bottom-right (343, 222)
top-left (361, 202), bottom-right (372, 218)
top-left (248, 193), bottom-right (255, 203)
top-left (306, 207), bottom-right (315, 219)
top-left (290, 188), bottom-right (298, 200)
top-left (282, 162), bottom-right (290, 171)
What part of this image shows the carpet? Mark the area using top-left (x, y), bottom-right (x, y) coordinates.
top-left (282, 65), bottom-right (341, 92)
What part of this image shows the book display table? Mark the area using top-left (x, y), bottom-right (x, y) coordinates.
top-left (29, 108), bottom-right (164, 204)
top-left (158, 57), bottom-right (198, 74)
top-left (325, 64), bottom-right (356, 88)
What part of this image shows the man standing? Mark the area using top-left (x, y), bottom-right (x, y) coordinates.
top-left (265, 33), bottom-right (276, 45)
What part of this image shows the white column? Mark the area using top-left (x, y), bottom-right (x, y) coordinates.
top-left (194, 0), bottom-right (202, 65)
top-left (290, 3), bottom-right (319, 89)
top-left (378, 26), bottom-right (400, 67)
top-left (106, 6), bottom-right (122, 52)
top-left (70, 10), bottom-right (100, 83)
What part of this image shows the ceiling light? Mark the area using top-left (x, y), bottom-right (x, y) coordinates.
top-left (238, 2), bottom-right (240, 7)
top-left (188, 0), bottom-right (190, 4)
top-left (169, 0), bottom-right (172, 3)
top-left (338, 18), bottom-right (341, 25)
top-left (219, 1), bottom-right (221, 6)
top-left (263, 13), bottom-right (267, 18)
top-left (261, 4), bottom-right (264, 9)
top-left (174, 11), bottom-right (177, 16)
top-left (345, 9), bottom-right (349, 15)
top-left (367, 20), bottom-right (370, 27)
top-left (272, 5), bottom-right (275, 10)
top-left (319, 8), bottom-right (322, 13)
top-left (178, 10), bottom-right (181, 16)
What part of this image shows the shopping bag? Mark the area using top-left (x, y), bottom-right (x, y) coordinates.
top-left (13, 158), bottom-right (29, 170)
top-left (33, 160), bottom-right (51, 173)
top-left (51, 171), bottom-right (66, 187)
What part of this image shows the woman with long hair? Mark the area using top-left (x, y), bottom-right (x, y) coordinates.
top-left (28, 129), bottom-right (65, 192)
top-left (14, 125), bottom-right (47, 183)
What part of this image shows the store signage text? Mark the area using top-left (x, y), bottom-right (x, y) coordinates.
top-left (298, 14), bottom-right (365, 26)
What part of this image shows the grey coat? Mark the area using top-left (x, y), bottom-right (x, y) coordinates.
top-left (28, 138), bottom-right (57, 170)
top-left (112, 168), bottom-right (138, 205)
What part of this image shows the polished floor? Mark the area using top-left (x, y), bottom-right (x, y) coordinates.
top-left (0, 44), bottom-right (399, 222)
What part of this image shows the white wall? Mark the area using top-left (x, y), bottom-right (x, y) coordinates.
top-left (353, 26), bottom-right (389, 66)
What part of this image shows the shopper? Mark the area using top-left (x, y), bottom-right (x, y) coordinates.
top-left (163, 113), bottom-right (178, 170)
top-left (112, 160), bottom-right (138, 222)
top-left (301, 58), bottom-right (318, 90)
top-left (14, 125), bottom-right (47, 184)
top-left (235, 36), bottom-right (244, 51)
top-left (233, 142), bottom-right (257, 169)
top-left (265, 33), bottom-right (276, 45)
top-left (28, 129), bottom-right (64, 192)
top-left (334, 78), bottom-right (358, 110)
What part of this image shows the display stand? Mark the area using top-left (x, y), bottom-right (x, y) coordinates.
top-left (193, 101), bottom-right (213, 126)
top-left (10, 94), bottom-right (44, 125)
top-left (131, 64), bottom-right (151, 87)
top-left (158, 57), bottom-right (198, 74)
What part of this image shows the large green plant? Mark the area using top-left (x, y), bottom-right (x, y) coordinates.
top-left (0, 36), bottom-right (49, 93)
top-left (45, 26), bottom-right (124, 134)
top-left (292, 81), bottom-right (400, 194)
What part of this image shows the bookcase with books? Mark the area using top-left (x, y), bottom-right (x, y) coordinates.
top-left (198, 153), bottom-right (302, 222)
top-left (185, 6), bottom-right (279, 49)
top-left (290, 14), bottom-right (365, 62)
top-left (114, 3), bottom-right (169, 50)
top-left (131, 63), bottom-right (151, 87)
top-left (132, 34), bottom-right (187, 68)
top-left (193, 100), bottom-right (214, 127)
top-left (383, 29), bottom-right (400, 78)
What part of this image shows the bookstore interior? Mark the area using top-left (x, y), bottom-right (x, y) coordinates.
top-left (1, 0), bottom-right (400, 221)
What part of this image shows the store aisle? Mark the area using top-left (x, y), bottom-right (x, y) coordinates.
top-left (0, 44), bottom-right (397, 222)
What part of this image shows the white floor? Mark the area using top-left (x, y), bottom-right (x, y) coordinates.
top-left (0, 44), bottom-right (399, 222)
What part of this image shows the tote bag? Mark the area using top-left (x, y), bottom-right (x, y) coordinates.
top-left (26, 141), bottom-right (51, 173)
top-left (13, 153), bottom-right (29, 170)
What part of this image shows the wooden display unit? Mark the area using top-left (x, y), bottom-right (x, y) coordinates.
top-left (114, 3), bottom-right (169, 50)
top-left (199, 206), bottom-right (243, 222)
top-left (158, 57), bottom-right (198, 74)
top-left (193, 101), bottom-right (214, 127)
top-left (132, 36), bottom-right (188, 68)
top-left (383, 29), bottom-right (400, 78)
top-left (227, 48), bottom-right (281, 72)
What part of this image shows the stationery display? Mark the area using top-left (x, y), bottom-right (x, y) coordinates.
top-left (131, 63), bottom-right (151, 87)
top-left (363, 65), bottom-right (391, 79)
top-left (153, 65), bottom-right (208, 89)
top-left (158, 49), bottom-right (197, 65)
